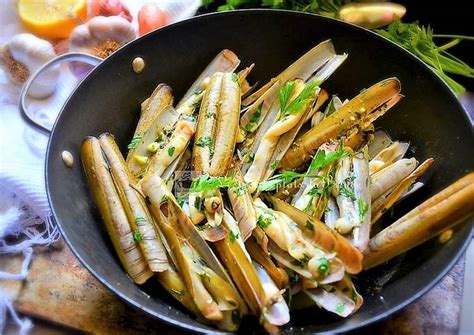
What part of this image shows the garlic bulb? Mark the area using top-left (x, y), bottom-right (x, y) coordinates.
top-left (69, 15), bottom-right (136, 57)
top-left (68, 15), bottom-right (136, 77)
top-left (0, 33), bottom-right (59, 99)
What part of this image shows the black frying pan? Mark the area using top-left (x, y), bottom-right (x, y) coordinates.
top-left (32, 10), bottom-right (473, 333)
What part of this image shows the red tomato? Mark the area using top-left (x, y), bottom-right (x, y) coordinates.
top-left (138, 3), bottom-right (169, 36)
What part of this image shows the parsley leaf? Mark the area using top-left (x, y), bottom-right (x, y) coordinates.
top-left (317, 257), bottom-right (330, 275)
top-left (279, 80), bottom-right (320, 119)
top-left (258, 171), bottom-right (306, 192)
top-left (168, 146), bottom-right (175, 156)
top-left (195, 136), bottom-right (215, 156)
top-left (305, 220), bottom-right (314, 231)
top-left (229, 230), bottom-right (240, 243)
top-left (244, 104), bottom-right (263, 133)
top-left (133, 230), bottom-right (143, 242)
top-left (128, 135), bottom-right (142, 150)
top-left (308, 140), bottom-right (347, 174)
top-left (189, 174), bottom-right (238, 193)
top-left (357, 198), bottom-right (369, 222)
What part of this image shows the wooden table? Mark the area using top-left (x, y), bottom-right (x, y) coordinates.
top-left (1, 242), bottom-right (466, 335)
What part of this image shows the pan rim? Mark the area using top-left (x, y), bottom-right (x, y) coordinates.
top-left (45, 9), bottom-right (474, 333)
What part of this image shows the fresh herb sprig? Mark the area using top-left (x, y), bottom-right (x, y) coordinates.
top-left (278, 80), bottom-right (320, 119)
top-left (203, 1), bottom-right (474, 94)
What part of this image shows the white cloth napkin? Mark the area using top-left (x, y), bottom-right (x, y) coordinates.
top-left (0, 0), bottom-right (201, 333)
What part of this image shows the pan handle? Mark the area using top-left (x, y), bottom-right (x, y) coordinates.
top-left (19, 52), bottom-right (102, 134)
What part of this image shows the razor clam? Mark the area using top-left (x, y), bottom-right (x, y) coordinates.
top-left (364, 172), bottom-right (474, 269)
top-left (262, 195), bottom-right (363, 274)
top-left (254, 199), bottom-right (345, 284)
top-left (262, 88), bottom-right (330, 182)
top-left (193, 72), bottom-right (240, 176)
top-left (281, 78), bottom-right (402, 170)
top-left (324, 196), bottom-right (340, 230)
top-left (369, 141), bottom-right (410, 175)
top-left (227, 168), bottom-right (257, 241)
top-left (142, 175), bottom-right (246, 326)
top-left (252, 261), bottom-right (290, 332)
top-left (213, 210), bottom-right (290, 331)
top-left (177, 49), bottom-right (240, 108)
top-left (243, 79), bottom-right (308, 192)
top-left (371, 157), bottom-right (418, 201)
top-left (127, 105), bottom-right (180, 178)
top-left (143, 116), bottom-right (195, 179)
top-left (246, 238), bottom-right (289, 289)
top-left (372, 158), bottom-right (434, 224)
top-left (81, 137), bottom-right (153, 284)
top-left (368, 129), bottom-right (393, 159)
top-left (99, 133), bottom-right (170, 272)
top-left (127, 84), bottom-right (173, 162)
top-left (293, 275), bottom-right (363, 317)
top-left (240, 40), bottom-right (345, 132)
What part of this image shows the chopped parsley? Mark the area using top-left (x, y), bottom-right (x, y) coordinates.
top-left (258, 171), bottom-right (306, 192)
top-left (336, 302), bottom-right (346, 314)
top-left (195, 136), bottom-right (214, 156)
top-left (133, 230), bottom-right (143, 242)
top-left (357, 199), bottom-right (369, 222)
top-left (127, 135), bottom-right (142, 150)
top-left (231, 72), bottom-right (239, 83)
top-left (305, 220), bottom-right (314, 231)
top-left (257, 215), bottom-right (272, 229)
top-left (189, 174), bottom-right (238, 194)
top-left (246, 153), bottom-right (255, 164)
top-left (291, 253), bottom-right (309, 267)
top-left (308, 140), bottom-right (347, 174)
top-left (339, 176), bottom-right (356, 201)
top-left (160, 195), bottom-right (169, 204)
top-left (229, 230), bottom-right (240, 243)
top-left (317, 258), bottom-right (330, 275)
top-left (167, 146), bottom-right (175, 157)
top-left (270, 160), bottom-right (280, 171)
top-left (244, 104), bottom-right (262, 133)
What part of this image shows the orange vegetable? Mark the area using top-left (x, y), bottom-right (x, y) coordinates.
top-left (138, 3), bottom-right (169, 36)
top-left (18, 0), bottom-right (87, 39)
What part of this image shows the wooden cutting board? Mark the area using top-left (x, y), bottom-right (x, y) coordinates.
top-left (1, 243), bottom-right (465, 334)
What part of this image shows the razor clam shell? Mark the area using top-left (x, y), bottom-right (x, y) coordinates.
top-left (368, 129), bottom-right (392, 159)
top-left (177, 49), bottom-right (240, 108)
top-left (240, 39), bottom-right (338, 132)
top-left (370, 157), bottom-right (418, 201)
top-left (351, 149), bottom-right (371, 251)
top-left (324, 196), bottom-right (340, 230)
top-left (369, 141), bottom-right (410, 175)
top-left (127, 105), bottom-right (180, 177)
top-left (252, 261), bottom-right (290, 327)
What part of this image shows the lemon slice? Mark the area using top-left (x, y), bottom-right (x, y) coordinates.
top-left (18, 0), bottom-right (87, 39)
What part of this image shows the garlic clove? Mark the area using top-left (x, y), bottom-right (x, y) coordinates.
top-left (68, 16), bottom-right (136, 77)
top-left (1, 33), bottom-right (59, 99)
top-left (338, 2), bottom-right (406, 29)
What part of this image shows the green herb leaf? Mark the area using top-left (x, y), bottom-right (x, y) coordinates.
top-left (317, 257), bottom-right (330, 275)
top-left (189, 174), bottom-right (238, 194)
top-left (257, 171), bottom-right (306, 192)
top-left (133, 230), bottom-right (143, 242)
top-left (135, 216), bottom-right (147, 223)
top-left (195, 136), bottom-right (215, 155)
top-left (308, 140), bottom-right (347, 174)
top-left (229, 230), bottom-right (240, 243)
top-left (160, 195), bottom-right (169, 204)
top-left (168, 146), bottom-right (175, 157)
top-left (305, 220), bottom-right (314, 231)
top-left (336, 302), bottom-right (346, 314)
top-left (128, 135), bottom-right (142, 150)
top-left (357, 198), bottom-right (369, 222)
top-left (231, 72), bottom-right (240, 83)
top-left (270, 160), bottom-right (280, 170)
top-left (279, 80), bottom-right (320, 119)
top-left (244, 104), bottom-right (263, 133)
